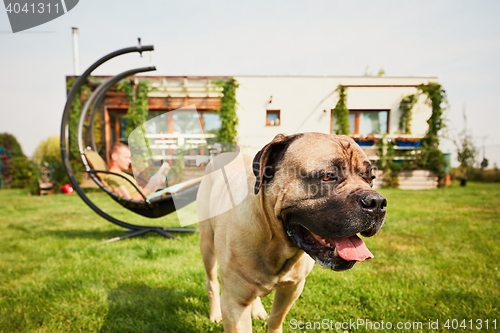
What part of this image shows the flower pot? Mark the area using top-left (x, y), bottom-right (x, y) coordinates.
top-left (395, 139), bottom-right (421, 148)
top-left (355, 140), bottom-right (375, 147)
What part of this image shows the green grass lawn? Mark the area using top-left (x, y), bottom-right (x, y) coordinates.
top-left (0, 183), bottom-right (499, 332)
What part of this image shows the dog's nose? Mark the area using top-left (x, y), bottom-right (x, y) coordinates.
top-left (360, 193), bottom-right (387, 212)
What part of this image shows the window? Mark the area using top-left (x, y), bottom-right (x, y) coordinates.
top-left (332, 110), bottom-right (388, 135)
top-left (173, 112), bottom-right (202, 134)
top-left (108, 111), bottom-right (128, 144)
top-left (266, 110), bottom-right (281, 126)
top-left (108, 109), bottom-right (221, 169)
top-left (109, 110), bottom-right (221, 141)
top-left (201, 112), bottom-right (221, 134)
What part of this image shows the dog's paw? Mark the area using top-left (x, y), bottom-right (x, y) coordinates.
top-left (251, 298), bottom-right (268, 320)
top-left (209, 311), bottom-right (222, 323)
top-left (251, 309), bottom-right (268, 320)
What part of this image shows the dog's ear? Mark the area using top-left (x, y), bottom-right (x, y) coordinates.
top-left (252, 133), bottom-right (302, 195)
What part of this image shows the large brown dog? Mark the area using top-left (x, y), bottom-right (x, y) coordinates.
top-left (197, 133), bottom-right (386, 333)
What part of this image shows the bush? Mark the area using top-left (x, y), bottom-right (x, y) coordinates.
top-left (4, 156), bottom-right (39, 189)
top-left (33, 136), bottom-right (71, 187)
top-left (452, 167), bottom-right (500, 183)
top-left (0, 133), bottom-right (39, 189)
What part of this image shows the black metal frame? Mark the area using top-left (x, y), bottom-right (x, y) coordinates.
top-left (60, 41), bottom-right (197, 242)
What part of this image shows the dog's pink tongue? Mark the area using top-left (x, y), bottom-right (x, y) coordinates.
top-left (333, 235), bottom-right (374, 262)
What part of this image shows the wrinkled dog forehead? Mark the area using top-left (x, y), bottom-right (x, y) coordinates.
top-left (281, 134), bottom-right (370, 170)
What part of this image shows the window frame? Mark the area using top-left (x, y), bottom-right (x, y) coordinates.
top-left (266, 110), bottom-right (281, 126)
top-left (331, 109), bottom-right (390, 135)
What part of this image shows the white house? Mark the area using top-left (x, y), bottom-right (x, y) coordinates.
top-left (233, 75), bottom-right (435, 156)
top-left (87, 74), bottom-right (439, 188)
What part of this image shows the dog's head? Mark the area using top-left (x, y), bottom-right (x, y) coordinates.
top-left (253, 133), bottom-right (386, 271)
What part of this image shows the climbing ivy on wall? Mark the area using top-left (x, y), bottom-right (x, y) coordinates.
top-left (419, 82), bottom-right (447, 147)
top-left (416, 82), bottom-right (448, 181)
top-left (118, 79), bottom-right (152, 138)
top-left (398, 94), bottom-right (417, 134)
top-left (66, 77), bottom-right (91, 161)
top-left (66, 77), bottom-right (92, 183)
top-left (333, 85), bottom-right (350, 135)
top-left (215, 78), bottom-right (239, 144)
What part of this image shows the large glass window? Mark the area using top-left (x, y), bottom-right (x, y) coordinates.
top-left (332, 110), bottom-right (388, 135)
top-left (173, 112), bottom-right (202, 134)
top-left (110, 110), bottom-right (220, 140)
top-left (109, 109), bottom-right (222, 169)
top-left (145, 111), bottom-right (169, 134)
top-left (203, 112), bottom-right (221, 134)
top-left (358, 111), bottom-right (388, 135)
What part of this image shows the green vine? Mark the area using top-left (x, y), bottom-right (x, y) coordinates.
top-left (333, 85), bottom-right (350, 135)
top-left (66, 77), bottom-right (91, 160)
top-left (376, 135), bottom-right (400, 188)
top-left (419, 82), bottom-right (447, 147)
top-left (398, 94), bottom-right (417, 134)
top-left (66, 77), bottom-right (92, 183)
top-left (215, 78), bottom-right (239, 143)
top-left (416, 82), bottom-right (448, 181)
top-left (118, 79), bottom-right (152, 139)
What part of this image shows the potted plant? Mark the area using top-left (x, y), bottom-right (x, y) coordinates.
top-left (394, 137), bottom-right (422, 147)
top-left (352, 134), bottom-right (379, 147)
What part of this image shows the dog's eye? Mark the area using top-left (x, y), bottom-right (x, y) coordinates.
top-left (321, 174), bottom-right (337, 182)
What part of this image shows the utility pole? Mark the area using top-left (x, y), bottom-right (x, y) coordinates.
top-left (72, 27), bottom-right (80, 76)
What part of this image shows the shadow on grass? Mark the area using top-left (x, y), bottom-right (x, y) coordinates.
top-left (43, 229), bottom-right (128, 240)
top-left (99, 284), bottom-right (217, 333)
top-left (45, 228), bottom-right (198, 241)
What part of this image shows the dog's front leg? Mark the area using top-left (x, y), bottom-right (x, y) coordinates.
top-left (221, 292), bottom-right (253, 332)
top-left (200, 221), bottom-right (222, 322)
top-left (266, 279), bottom-right (306, 333)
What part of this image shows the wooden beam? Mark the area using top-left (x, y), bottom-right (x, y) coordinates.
top-left (103, 96), bottom-right (221, 110)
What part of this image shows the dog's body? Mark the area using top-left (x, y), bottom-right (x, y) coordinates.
top-left (197, 133), bottom-right (386, 333)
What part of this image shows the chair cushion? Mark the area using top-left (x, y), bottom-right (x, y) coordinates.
top-left (84, 151), bottom-right (109, 186)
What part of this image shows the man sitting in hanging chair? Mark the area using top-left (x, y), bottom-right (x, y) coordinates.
top-left (106, 142), bottom-right (169, 201)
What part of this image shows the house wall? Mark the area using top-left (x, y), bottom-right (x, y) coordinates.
top-left (233, 76), bottom-right (436, 155)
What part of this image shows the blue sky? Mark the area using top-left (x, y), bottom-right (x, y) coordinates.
top-left (1, 0), bottom-right (499, 167)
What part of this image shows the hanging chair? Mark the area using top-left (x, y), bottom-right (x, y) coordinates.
top-left (82, 150), bottom-right (201, 219)
top-left (60, 41), bottom-right (201, 241)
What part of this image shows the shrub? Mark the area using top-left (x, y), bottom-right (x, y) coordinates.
top-left (33, 136), bottom-right (70, 188)
top-left (0, 133), bottom-right (38, 189)
top-left (4, 156), bottom-right (39, 189)
top-left (452, 167), bottom-right (500, 183)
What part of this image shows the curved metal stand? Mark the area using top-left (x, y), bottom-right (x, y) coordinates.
top-left (60, 42), bottom-right (197, 242)
top-left (78, 65), bottom-right (157, 153)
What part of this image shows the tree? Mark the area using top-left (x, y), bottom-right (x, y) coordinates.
top-left (455, 130), bottom-right (478, 186)
top-left (454, 106), bottom-right (477, 186)
top-left (0, 132), bottom-right (25, 157)
top-left (456, 131), bottom-right (477, 168)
